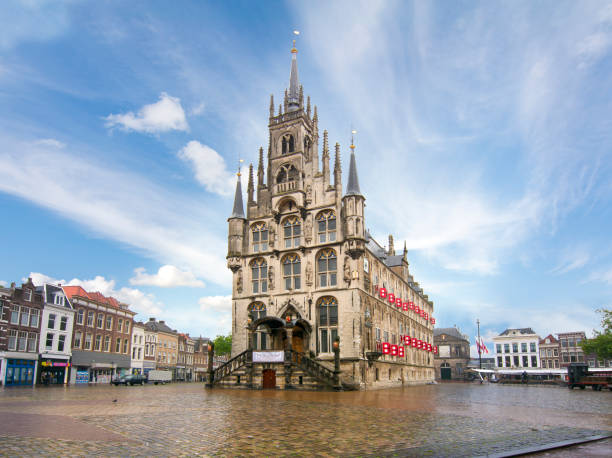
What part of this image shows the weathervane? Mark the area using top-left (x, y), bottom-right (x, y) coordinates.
top-left (292, 30), bottom-right (299, 52)
top-left (237, 158), bottom-right (244, 177)
top-left (350, 127), bottom-right (357, 151)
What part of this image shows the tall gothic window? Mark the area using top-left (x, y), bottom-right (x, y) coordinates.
top-left (317, 249), bottom-right (337, 287)
top-left (318, 296), bottom-right (338, 353)
top-left (281, 134), bottom-right (295, 154)
top-left (283, 216), bottom-right (301, 248)
top-left (249, 302), bottom-right (268, 350)
top-left (316, 210), bottom-right (336, 243)
top-left (282, 254), bottom-right (301, 290)
top-left (251, 222), bottom-right (268, 253)
top-left (250, 258), bottom-right (268, 294)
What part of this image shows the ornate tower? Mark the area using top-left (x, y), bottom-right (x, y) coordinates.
top-left (227, 171), bottom-right (245, 272)
top-left (342, 136), bottom-right (366, 259)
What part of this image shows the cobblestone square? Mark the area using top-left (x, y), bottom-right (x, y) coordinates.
top-left (0, 383), bottom-right (610, 456)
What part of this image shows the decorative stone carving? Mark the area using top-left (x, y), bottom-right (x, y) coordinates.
top-left (304, 215), bottom-right (312, 243)
top-left (236, 271), bottom-right (243, 294)
top-left (227, 257), bottom-right (241, 273)
top-left (305, 260), bottom-right (313, 286)
top-left (344, 256), bottom-right (351, 284)
top-left (269, 223), bottom-right (276, 248)
top-left (268, 265), bottom-right (275, 290)
top-left (306, 184), bottom-right (312, 203)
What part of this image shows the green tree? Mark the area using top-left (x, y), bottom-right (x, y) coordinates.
top-left (580, 309), bottom-right (612, 360)
top-left (213, 334), bottom-right (232, 355)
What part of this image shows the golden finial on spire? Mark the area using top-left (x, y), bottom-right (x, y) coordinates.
top-left (291, 30), bottom-right (299, 53)
top-left (237, 158), bottom-right (244, 177)
top-left (350, 129), bottom-right (357, 150)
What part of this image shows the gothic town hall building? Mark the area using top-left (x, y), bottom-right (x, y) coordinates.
top-left (223, 43), bottom-right (435, 390)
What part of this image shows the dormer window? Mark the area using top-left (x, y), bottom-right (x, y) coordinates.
top-left (53, 294), bottom-right (65, 306)
top-left (24, 289), bottom-right (32, 302)
top-left (281, 134), bottom-right (295, 154)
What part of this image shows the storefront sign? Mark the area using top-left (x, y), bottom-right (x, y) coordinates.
top-left (252, 351), bottom-right (284, 363)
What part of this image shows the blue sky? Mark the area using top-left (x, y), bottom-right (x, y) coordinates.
top-left (1, 1), bottom-right (611, 352)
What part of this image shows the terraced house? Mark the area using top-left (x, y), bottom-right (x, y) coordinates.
top-left (64, 286), bottom-right (135, 384)
top-left (218, 43), bottom-right (435, 390)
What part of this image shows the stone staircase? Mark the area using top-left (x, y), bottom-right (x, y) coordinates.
top-left (210, 350), bottom-right (359, 391)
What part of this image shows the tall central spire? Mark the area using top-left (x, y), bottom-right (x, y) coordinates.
top-left (287, 39), bottom-right (300, 111)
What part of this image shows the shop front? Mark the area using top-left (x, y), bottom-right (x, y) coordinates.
top-left (4, 358), bottom-right (37, 386)
top-left (39, 359), bottom-right (70, 385)
top-left (70, 350), bottom-right (132, 384)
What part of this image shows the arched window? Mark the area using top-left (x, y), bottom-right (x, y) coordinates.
top-left (317, 249), bottom-right (337, 287)
top-left (276, 164), bottom-right (299, 184)
top-left (250, 258), bottom-right (268, 294)
top-left (318, 296), bottom-right (338, 353)
top-left (249, 302), bottom-right (268, 350)
top-left (282, 254), bottom-right (301, 290)
top-left (282, 134), bottom-right (295, 154)
top-left (251, 222), bottom-right (268, 253)
top-left (283, 216), bottom-right (301, 248)
top-left (316, 210), bottom-right (336, 243)
top-left (248, 302), bottom-right (266, 320)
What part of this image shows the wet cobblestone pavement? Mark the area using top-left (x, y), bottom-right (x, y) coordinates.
top-left (0, 383), bottom-right (610, 456)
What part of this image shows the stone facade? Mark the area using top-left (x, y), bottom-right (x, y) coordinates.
top-left (434, 327), bottom-right (470, 380)
top-left (226, 44), bottom-right (435, 389)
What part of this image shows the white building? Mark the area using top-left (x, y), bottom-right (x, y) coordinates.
top-left (131, 322), bottom-right (145, 374)
top-left (143, 326), bottom-right (157, 375)
top-left (493, 328), bottom-right (541, 369)
top-left (38, 284), bottom-right (74, 384)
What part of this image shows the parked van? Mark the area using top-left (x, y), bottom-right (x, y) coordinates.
top-left (147, 370), bottom-right (172, 385)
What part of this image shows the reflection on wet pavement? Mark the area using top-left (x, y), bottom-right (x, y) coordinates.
top-left (0, 383), bottom-right (610, 456)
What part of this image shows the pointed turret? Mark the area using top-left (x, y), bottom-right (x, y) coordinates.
top-left (257, 147), bottom-right (264, 188)
top-left (269, 94), bottom-right (275, 118)
top-left (334, 142), bottom-right (342, 188)
top-left (307, 96), bottom-right (311, 118)
top-left (287, 40), bottom-right (300, 111)
top-left (403, 241), bottom-right (408, 259)
top-left (247, 163), bottom-right (254, 204)
top-left (322, 130), bottom-right (330, 185)
top-left (345, 140), bottom-right (362, 196)
top-left (342, 133), bottom-right (366, 259)
top-left (388, 235), bottom-right (395, 256)
top-left (230, 172), bottom-right (245, 219)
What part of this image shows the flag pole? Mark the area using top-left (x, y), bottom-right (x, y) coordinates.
top-left (477, 318), bottom-right (482, 369)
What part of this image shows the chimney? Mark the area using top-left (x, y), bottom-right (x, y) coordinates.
top-left (159, 320), bottom-right (165, 324)
top-left (149, 317), bottom-right (155, 322)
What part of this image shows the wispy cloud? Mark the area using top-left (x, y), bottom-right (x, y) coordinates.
top-left (130, 265), bottom-right (205, 288)
top-left (584, 267), bottom-right (612, 285)
top-left (550, 247), bottom-right (591, 275)
top-left (0, 135), bottom-right (230, 287)
top-left (105, 92), bottom-right (189, 134)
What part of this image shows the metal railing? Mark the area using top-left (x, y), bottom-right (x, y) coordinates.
top-left (212, 349), bottom-right (250, 383)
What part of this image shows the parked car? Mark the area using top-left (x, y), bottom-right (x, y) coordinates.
top-left (112, 374), bottom-right (146, 386)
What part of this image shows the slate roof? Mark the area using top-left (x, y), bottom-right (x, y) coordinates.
top-left (230, 175), bottom-right (245, 218)
top-left (345, 150), bottom-right (362, 196)
top-left (499, 328), bottom-right (536, 336)
top-left (36, 284), bottom-right (72, 309)
top-left (144, 319), bottom-right (176, 334)
top-left (434, 327), bottom-right (469, 342)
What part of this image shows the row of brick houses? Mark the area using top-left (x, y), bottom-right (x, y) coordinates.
top-left (0, 279), bottom-right (214, 386)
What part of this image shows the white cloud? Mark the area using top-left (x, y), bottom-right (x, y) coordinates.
top-left (178, 140), bottom-right (234, 196)
top-left (190, 101), bottom-right (205, 116)
top-left (0, 280), bottom-right (7, 287)
top-left (550, 248), bottom-right (590, 275)
top-left (0, 137), bottom-right (230, 287)
top-left (32, 138), bottom-right (65, 149)
top-left (198, 295), bottom-right (232, 312)
top-left (105, 92), bottom-right (189, 133)
top-left (27, 271), bottom-right (163, 316)
top-left (130, 265), bottom-right (205, 288)
top-left (584, 267), bottom-right (612, 285)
